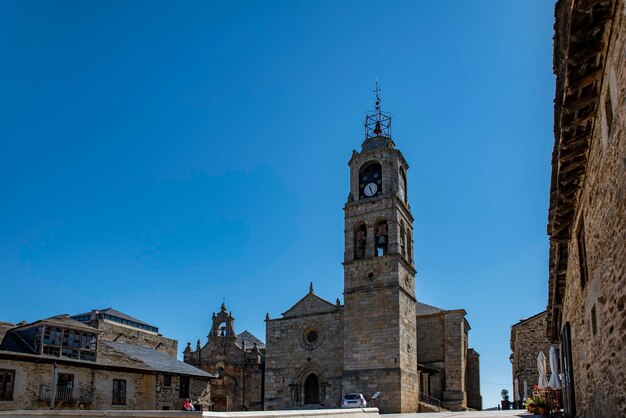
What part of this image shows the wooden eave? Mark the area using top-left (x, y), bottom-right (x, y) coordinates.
top-left (546, 0), bottom-right (616, 343)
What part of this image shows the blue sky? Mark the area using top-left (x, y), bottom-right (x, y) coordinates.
top-left (1, 1), bottom-right (555, 409)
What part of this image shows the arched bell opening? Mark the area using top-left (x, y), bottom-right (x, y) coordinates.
top-left (406, 228), bottom-right (413, 264)
top-left (375, 220), bottom-right (388, 257)
top-left (303, 373), bottom-right (320, 405)
top-left (400, 220), bottom-right (406, 258)
top-left (354, 222), bottom-right (367, 260)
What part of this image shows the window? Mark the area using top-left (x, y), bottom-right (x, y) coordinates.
top-left (406, 228), bottom-right (412, 263)
top-left (591, 305), bottom-right (598, 336)
top-left (56, 373), bottom-right (74, 402)
top-left (375, 220), bottom-right (388, 256)
top-left (0, 369), bottom-right (15, 401)
top-left (179, 376), bottom-right (190, 398)
top-left (354, 223), bottom-right (367, 260)
top-left (604, 87), bottom-right (613, 136)
top-left (112, 379), bottom-right (127, 405)
top-left (41, 326), bottom-right (97, 361)
top-left (163, 375), bottom-right (172, 387)
top-left (576, 220), bottom-right (589, 288)
top-left (400, 221), bottom-right (406, 258)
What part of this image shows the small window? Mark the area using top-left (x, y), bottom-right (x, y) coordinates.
top-left (577, 220), bottom-right (589, 288)
top-left (400, 221), bottom-right (406, 258)
top-left (604, 87), bottom-right (613, 136)
top-left (163, 375), bottom-right (172, 387)
top-left (0, 369), bottom-right (15, 401)
top-left (179, 376), bottom-right (190, 398)
top-left (112, 379), bottom-right (127, 405)
top-left (591, 305), bottom-right (598, 336)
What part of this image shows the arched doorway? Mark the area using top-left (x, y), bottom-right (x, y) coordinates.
top-left (304, 373), bottom-right (320, 405)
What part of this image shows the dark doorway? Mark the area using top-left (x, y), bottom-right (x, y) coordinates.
top-left (304, 374), bottom-right (320, 405)
top-left (561, 322), bottom-right (576, 417)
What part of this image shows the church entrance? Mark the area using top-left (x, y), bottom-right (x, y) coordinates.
top-left (304, 373), bottom-right (320, 404)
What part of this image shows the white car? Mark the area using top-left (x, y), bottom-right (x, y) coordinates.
top-left (341, 393), bottom-right (367, 408)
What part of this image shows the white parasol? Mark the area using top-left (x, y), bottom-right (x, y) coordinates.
top-left (523, 380), bottom-right (528, 399)
top-left (514, 378), bottom-right (520, 402)
top-left (548, 346), bottom-right (562, 389)
top-left (537, 351), bottom-right (549, 388)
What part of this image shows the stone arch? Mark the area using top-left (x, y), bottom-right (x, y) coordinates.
top-left (374, 218), bottom-right (388, 256)
top-left (399, 166), bottom-right (408, 203)
top-left (353, 221), bottom-right (367, 260)
top-left (293, 365), bottom-right (326, 406)
top-left (304, 374), bottom-right (320, 404)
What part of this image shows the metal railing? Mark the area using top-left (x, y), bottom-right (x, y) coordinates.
top-left (419, 391), bottom-right (442, 411)
top-left (38, 386), bottom-right (94, 404)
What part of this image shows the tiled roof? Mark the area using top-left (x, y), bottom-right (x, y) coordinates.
top-left (72, 308), bottom-right (157, 329)
top-left (236, 330), bottom-right (265, 349)
top-left (415, 301), bottom-right (445, 315)
top-left (100, 341), bottom-right (215, 378)
top-left (12, 315), bottom-right (100, 333)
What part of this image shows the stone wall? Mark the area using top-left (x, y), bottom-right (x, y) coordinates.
top-left (510, 312), bottom-right (552, 400)
top-left (465, 349), bottom-right (481, 410)
top-left (556, 2), bottom-right (626, 417)
top-left (265, 309), bottom-right (343, 411)
top-left (442, 312), bottom-right (467, 411)
top-left (0, 407), bottom-right (382, 418)
top-left (0, 358), bottom-right (209, 411)
top-left (87, 320), bottom-right (178, 358)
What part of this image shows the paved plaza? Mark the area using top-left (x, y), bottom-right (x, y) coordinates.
top-left (387, 410), bottom-right (537, 418)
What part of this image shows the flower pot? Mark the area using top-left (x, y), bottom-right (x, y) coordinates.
top-left (539, 406), bottom-right (549, 416)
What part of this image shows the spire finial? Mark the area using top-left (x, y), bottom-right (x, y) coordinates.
top-left (309, 282), bottom-right (314, 293)
top-left (374, 78), bottom-right (381, 116)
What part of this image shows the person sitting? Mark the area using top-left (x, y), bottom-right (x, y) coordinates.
top-left (183, 398), bottom-right (195, 411)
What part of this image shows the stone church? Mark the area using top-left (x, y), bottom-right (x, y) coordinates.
top-left (263, 95), bottom-right (481, 413)
top-left (184, 94), bottom-right (481, 413)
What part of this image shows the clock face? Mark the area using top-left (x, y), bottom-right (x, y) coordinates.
top-left (364, 182), bottom-right (378, 197)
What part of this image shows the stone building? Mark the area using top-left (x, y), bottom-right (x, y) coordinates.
top-left (264, 94), bottom-right (481, 413)
top-left (509, 311), bottom-right (552, 403)
top-left (183, 303), bottom-right (265, 411)
top-left (415, 302), bottom-right (482, 411)
top-left (70, 307), bottom-right (178, 358)
top-left (547, 1), bottom-right (625, 417)
top-left (0, 312), bottom-right (213, 411)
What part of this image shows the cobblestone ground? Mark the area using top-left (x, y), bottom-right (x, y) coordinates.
top-left (387, 410), bottom-right (538, 418)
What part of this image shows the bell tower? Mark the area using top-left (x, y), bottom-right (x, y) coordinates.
top-left (342, 84), bottom-right (419, 413)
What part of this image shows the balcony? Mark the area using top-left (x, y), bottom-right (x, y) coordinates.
top-left (38, 386), bottom-right (94, 404)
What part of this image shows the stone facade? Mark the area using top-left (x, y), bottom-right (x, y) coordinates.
top-left (184, 304), bottom-right (264, 411)
top-left (264, 104), bottom-right (480, 413)
top-left (71, 308), bottom-right (178, 358)
top-left (415, 303), bottom-right (480, 411)
top-left (0, 313), bottom-right (213, 411)
top-left (265, 290), bottom-right (343, 410)
top-left (547, 1), bottom-right (625, 417)
top-left (466, 349), bottom-right (481, 411)
top-left (510, 311), bottom-right (552, 402)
